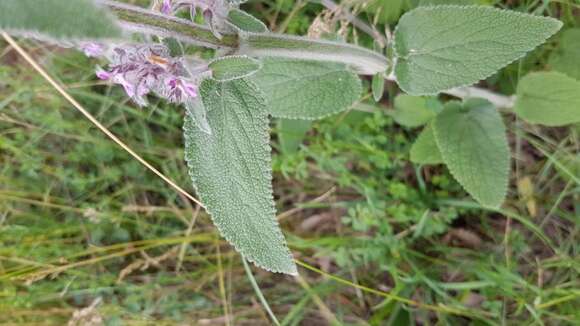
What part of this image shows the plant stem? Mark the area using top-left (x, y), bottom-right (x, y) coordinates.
top-left (99, 0), bottom-right (238, 48)
top-left (102, 0), bottom-right (515, 108)
top-left (100, 0), bottom-right (388, 74)
top-left (319, 0), bottom-right (516, 108)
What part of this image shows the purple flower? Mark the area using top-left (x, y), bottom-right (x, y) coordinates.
top-left (161, 0), bottom-right (172, 14)
top-left (96, 44), bottom-right (201, 107)
top-left (80, 42), bottom-right (105, 57)
top-left (163, 77), bottom-right (198, 104)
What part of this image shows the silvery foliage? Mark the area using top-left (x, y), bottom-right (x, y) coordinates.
top-left (0, 0), bottom-right (567, 274)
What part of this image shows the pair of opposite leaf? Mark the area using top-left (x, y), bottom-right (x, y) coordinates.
top-left (0, 0), bottom-right (563, 275)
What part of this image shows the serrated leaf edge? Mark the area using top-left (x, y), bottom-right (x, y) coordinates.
top-left (432, 100), bottom-right (510, 208)
top-left (183, 79), bottom-right (297, 275)
top-left (393, 5), bottom-right (563, 96)
top-left (258, 60), bottom-right (363, 120)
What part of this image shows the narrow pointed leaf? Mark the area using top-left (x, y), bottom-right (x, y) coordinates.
top-left (514, 72), bottom-right (580, 127)
top-left (183, 79), bottom-right (296, 275)
top-left (251, 58), bottom-right (362, 120)
top-left (394, 6), bottom-right (562, 95)
top-left (433, 99), bottom-right (510, 207)
top-left (372, 73), bottom-right (385, 102)
top-left (0, 0), bottom-right (121, 41)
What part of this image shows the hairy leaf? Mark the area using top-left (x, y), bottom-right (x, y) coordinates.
top-left (251, 58), bottom-right (361, 120)
top-left (183, 79), bottom-right (296, 275)
top-left (433, 99), bottom-right (510, 207)
top-left (364, 0), bottom-right (408, 24)
top-left (0, 0), bottom-right (121, 41)
top-left (209, 55), bottom-right (262, 82)
top-left (372, 73), bottom-right (385, 102)
top-left (410, 124), bottom-right (443, 165)
top-left (277, 119), bottom-right (312, 155)
top-left (184, 97), bottom-right (211, 134)
top-left (393, 95), bottom-right (442, 127)
top-left (227, 9), bottom-right (268, 33)
top-left (514, 72), bottom-right (580, 126)
top-left (548, 28), bottom-right (580, 80)
top-left (394, 6), bottom-right (562, 95)
top-left (417, 0), bottom-right (483, 5)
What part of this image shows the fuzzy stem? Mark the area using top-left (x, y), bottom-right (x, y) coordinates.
top-left (102, 0), bottom-right (515, 107)
top-left (100, 0), bottom-right (388, 74)
top-left (320, 0), bottom-right (515, 108)
top-left (100, 0), bottom-right (238, 48)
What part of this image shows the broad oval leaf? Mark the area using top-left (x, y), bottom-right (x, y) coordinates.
top-left (548, 28), bottom-right (580, 80)
top-left (393, 95), bottom-right (442, 127)
top-left (209, 55), bottom-right (262, 82)
top-left (394, 6), bottom-right (562, 95)
top-left (183, 79), bottom-right (297, 275)
top-left (514, 72), bottom-right (580, 126)
top-left (0, 0), bottom-right (121, 41)
top-left (250, 58), bottom-right (362, 120)
top-left (410, 124), bottom-right (443, 165)
top-left (277, 119), bottom-right (312, 155)
top-left (227, 9), bottom-right (268, 33)
top-left (433, 99), bottom-right (510, 207)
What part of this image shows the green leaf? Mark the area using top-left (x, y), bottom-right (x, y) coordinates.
top-left (433, 99), bottom-right (510, 207)
top-left (410, 124), bottom-right (443, 165)
top-left (364, 0), bottom-right (408, 24)
top-left (0, 0), bottom-right (121, 41)
top-left (227, 9), bottom-right (268, 33)
top-left (184, 97), bottom-right (211, 134)
top-left (209, 55), bottom-right (262, 82)
top-left (548, 28), bottom-right (580, 80)
top-left (514, 72), bottom-right (580, 127)
top-left (372, 73), bottom-right (385, 102)
top-left (393, 95), bottom-right (442, 127)
top-left (416, 0), bottom-right (483, 5)
top-left (183, 79), bottom-right (296, 275)
top-left (250, 58), bottom-right (361, 120)
top-left (394, 6), bottom-right (562, 95)
top-left (277, 119), bottom-right (312, 155)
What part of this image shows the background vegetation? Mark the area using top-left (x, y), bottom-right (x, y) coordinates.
top-left (0, 0), bottom-right (578, 324)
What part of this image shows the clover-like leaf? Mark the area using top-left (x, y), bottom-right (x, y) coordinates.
top-left (183, 78), bottom-right (296, 275)
top-left (250, 58), bottom-right (361, 120)
top-left (0, 0), bottom-right (121, 41)
top-left (394, 5), bottom-right (562, 95)
top-left (433, 99), bottom-right (510, 207)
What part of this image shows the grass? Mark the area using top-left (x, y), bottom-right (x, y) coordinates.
top-left (0, 0), bottom-right (579, 325)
